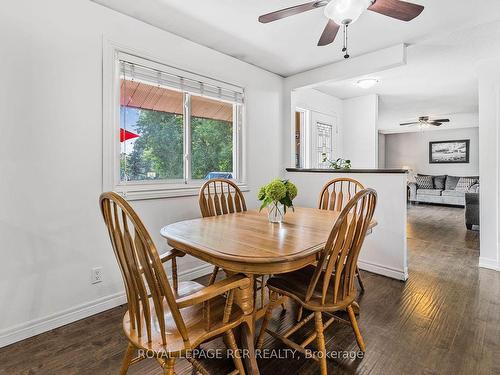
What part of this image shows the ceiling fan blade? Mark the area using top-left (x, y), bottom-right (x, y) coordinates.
top-left (400, 122), bottom-right (420, 126)
top-left (259, 1), bottom-right (327, 23)
top-left (432, 119), bottom-right (450, 123)
top-left (368, 0), bottom-right (424, 22)
top-left (317, 20), bottom-right (340, 46)
top-left (427, 121), bottom-right (443, 126)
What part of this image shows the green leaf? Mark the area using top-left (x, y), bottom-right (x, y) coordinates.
top-left (281, 195), bottom-right (293, 208)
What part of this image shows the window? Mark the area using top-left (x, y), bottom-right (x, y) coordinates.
top-left (315, 122), bottom-right (333, 168)
top-left (104, 48), bottom-right (245, 199)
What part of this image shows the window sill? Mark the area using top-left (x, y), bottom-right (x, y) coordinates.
top-left (114, 183), bottom-right (249, 201)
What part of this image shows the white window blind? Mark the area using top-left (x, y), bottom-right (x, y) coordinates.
top-left (118, 52), bottom-right (244, 104)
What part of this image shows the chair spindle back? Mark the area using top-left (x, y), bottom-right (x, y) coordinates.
top-left (99, 192), bottom-right (188, 347)
top-left (318, 178), bottom-right (365, 212)
top-left (199, 179), bottom-right (247, 217)
top-left (307, 189), bottom-right (377, 306)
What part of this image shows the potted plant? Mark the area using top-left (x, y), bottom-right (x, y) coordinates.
top-left (321, 153), bottom-right (352, 170)
top-left (258, 179), bottom-right (298, 223)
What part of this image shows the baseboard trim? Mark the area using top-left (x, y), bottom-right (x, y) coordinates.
top-left (0, 291), bottom-right (127, 349)
top-left (178, 263), bottom-right (214, 281)
top-left (358, 260), bottom-right (408, 281)
top-left (0, 263), bottom-right (213, 349)
top-left (479, 257), bottom-right (500, 271)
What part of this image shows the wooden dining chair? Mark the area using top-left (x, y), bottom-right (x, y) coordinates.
top-left (100, 192), bottom-right (250, 375)
top-left (198, 179), bottom-right (247, 285)
top-left (319, 178), bottom-right (366, 292)
top-left (198, 179), bottom-right (275, 311)
top-left (256, 189), bottom-right (377, 375)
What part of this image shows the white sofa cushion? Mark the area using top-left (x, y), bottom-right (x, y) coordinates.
top-left (417, 189), bottom-right (442, 196)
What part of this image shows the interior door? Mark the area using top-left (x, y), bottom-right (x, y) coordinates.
top-left (310, 111), bottom-right (337, 168)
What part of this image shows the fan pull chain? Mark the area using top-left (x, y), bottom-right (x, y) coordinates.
top-left (343, 24), bottom-right (350, 59)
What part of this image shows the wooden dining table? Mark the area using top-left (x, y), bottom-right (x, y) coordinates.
top-left (161, 206), bottom-right (377, 374)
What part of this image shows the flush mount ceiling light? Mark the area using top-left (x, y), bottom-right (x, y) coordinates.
top-left (355, 78), bottom-right (379, 89)
top-left (259, 0), bottom-right (424, 59)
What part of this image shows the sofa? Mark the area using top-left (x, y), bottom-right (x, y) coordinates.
top-left (408, 174), bottom-right (479, 206)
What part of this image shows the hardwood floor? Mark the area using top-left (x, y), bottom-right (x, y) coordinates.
top-left (1, 204), bottom-right (498, 375)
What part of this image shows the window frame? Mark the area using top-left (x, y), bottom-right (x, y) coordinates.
top-left (103, 41), bottom-right (247, 200)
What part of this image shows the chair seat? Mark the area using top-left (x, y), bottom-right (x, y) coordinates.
top-left (123, 281), bottom-right (246, 355)
top-left (267, 265), bottom-right (357, 312)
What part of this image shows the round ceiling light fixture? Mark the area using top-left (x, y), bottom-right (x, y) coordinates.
top-left (324, 0), bottom-right (373, 25)
top-left (355, 78), bottom-right (379, 89)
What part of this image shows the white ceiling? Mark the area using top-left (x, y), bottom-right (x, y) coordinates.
top-left (92, 0), bottom-right (500, 77)
top-left (316, 20), bottom-right (500, 120)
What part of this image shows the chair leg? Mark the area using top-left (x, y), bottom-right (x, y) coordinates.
top-left (256, 290), bottom-right (278, 349)
top-left (208, 266), bottom-right (219, 285)
top-left (163, 358), bottom-right (176, 375)
top-left (172, 257), bottom-right (179, 294)
top-left (226, 329), bottom-right (246, 375)
top-left (314, 312), bottom-right (327, 375)
top-left (356, 266), bottom-right (365, 292)
top-left (347, 305), bottom-right (365, 352)
top-left (296, 306), bottom-right (303, 322)
top-left (186, 357), bottom-right (209, 375)
top-left (119, 343), bottom-right (135, 375)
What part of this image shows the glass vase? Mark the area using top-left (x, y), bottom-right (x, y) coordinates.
top-left (267, 202), bottom-right (285, 223)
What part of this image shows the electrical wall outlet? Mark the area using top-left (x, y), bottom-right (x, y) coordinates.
top-left (91, 267), bottom-right (103, 284)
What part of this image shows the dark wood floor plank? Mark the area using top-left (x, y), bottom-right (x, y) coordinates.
top-left (0, 204), bottom-right (498, 375)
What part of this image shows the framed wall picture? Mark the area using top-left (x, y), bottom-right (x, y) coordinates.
top-left (429, 140), bottom-right (470, 164)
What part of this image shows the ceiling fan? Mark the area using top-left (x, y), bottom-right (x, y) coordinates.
top-left (400, 116), bottom-right (451, 127)
top-left (259, 0), bottom-right (424, 58)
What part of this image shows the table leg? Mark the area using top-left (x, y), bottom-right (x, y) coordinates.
top-left (231, 273), bottom-right (260, 375)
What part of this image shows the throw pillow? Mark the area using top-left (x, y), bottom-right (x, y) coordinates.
top-left (433, 175), bottom-right (446, 190)
top-left (445, 176), bottom-right (460, 190)
top-left (415, 175), bottom-right (433, 189)
top-left (455, 177), bottom-right (477, 192)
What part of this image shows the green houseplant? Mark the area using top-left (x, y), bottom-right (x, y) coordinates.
top-left (258, 179), bottom-right (298, 223)
top-left (321, 153), bottom-right (352, 170)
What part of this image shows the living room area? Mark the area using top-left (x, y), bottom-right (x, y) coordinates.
top-left (373, 26), bottom-right (482, 262)
top-left (383, 125), bottom-right (480, 231)
top-left (382, 125), bottom-right (481, 270)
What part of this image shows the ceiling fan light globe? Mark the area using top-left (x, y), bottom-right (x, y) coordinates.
top-left (324, 0), bottom-right (372, 25)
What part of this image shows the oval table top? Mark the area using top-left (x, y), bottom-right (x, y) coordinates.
top-left (161, 207), bottom-right (377, 274)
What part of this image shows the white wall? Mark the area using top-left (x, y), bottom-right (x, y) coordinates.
top-left (0, 0), bottom-right (283, 346)
top-left (343, 95), bottom-right (379, 168)
top-left (291, 88), bottom-right (343, 163)
top-left (285, 171), bottom-right (408, 281)
top-left (291, 88), bottom-right (343, 118)
top-left (385, 128), bottom-right (479, 176)
top-left (378, 133), bottom-right (386, 168)
top-left (477, 59), bottom-right (500, 271)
